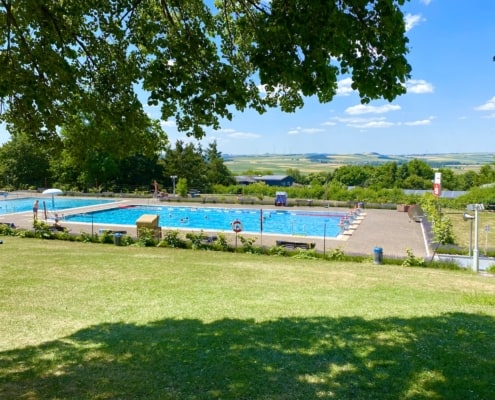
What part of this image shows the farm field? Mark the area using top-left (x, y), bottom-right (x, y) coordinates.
top-left (224, 152), bottom-right (494, 175)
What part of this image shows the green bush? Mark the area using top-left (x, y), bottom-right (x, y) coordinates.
top-left (268, 245), bottom-right (288, 257)
top-left (292, 249), bottom-right (319, 259)
top-left (136, 227), bottom-right (158, 247)
top-left (0, 223), bottom-right (16, 236)
top-left (211, 233), bottom-right (230, 252)
top-left (33, 220), bottom-right (54, 239)
top-left (402, 248), bottom-right (426, 267)
top-left (186, 231), bottom-right (209, 250)
top-left (99, 231), bottom-right (114, 244)
top-left (158, 230), bottom-right (187, 248)
top-left (326, 247), bottom-right (345, 261)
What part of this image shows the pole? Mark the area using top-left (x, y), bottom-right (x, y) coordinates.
top-left (170, 175), bottom-right (177, 196)
top-left (469, 219), bottom-right (473, 257)
top-left (473, 207), bottom-right (479, 273)
top-left (260, 208), bottom-right (263, 246)
top-left (323, 223), bottom-right (326, 256)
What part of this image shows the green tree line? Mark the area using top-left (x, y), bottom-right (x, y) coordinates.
top-left (1, 132), bottom-right (495, 208)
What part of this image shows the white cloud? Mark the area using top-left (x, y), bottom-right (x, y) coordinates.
top-left (349, 119), bottom-right (394, 129)
top-left (332, 116), bottom-right (394, 129)
top-left (420, 0), bottom-right (432, 5)
top-left (406, 79), bottom-right (434, 94)
top-left (405, 13), bottom-right (424, 31)
top-left (475, 96), bottom-right (495, 111)
top-left (345, 104), bottom-right (401, 115)
top-left (288, 126), bottom-right (325, 135)
top-left (220, 129), bottom-right (261, 139)
top-left (336, 78), bottom-right (354, 96)
top-left (404, 119), bottom-right (432, 126)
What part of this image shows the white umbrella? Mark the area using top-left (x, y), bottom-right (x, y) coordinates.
top-left (42, 188), bottom-right (63, 209)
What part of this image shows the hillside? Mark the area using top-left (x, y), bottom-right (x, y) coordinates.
top-left (224, 152), bottom-right (494, 175)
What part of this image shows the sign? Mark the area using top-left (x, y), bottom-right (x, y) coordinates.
top-left (433, 172), bottom-right (442, 197)
top-left (231, 219), bottom-right (243, 233)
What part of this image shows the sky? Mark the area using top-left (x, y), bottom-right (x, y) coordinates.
top-left (1, 0), bottom-right (494, 156)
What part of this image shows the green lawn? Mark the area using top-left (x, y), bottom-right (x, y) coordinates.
top-left (1, 237), bottom-right (494, 399)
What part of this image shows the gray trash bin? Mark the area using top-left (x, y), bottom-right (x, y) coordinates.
top-left (373, 247), bottom-right (383, 264)
top-left (113, 233), bottom-right (123, 246)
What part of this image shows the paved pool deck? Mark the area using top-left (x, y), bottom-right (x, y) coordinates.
top-left (0, 195), bottom-right (430, 259)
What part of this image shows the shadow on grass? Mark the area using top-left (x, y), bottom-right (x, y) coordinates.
top-left (1, 313), bottom-right (494, 399)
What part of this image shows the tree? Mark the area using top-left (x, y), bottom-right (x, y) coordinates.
top-left (332, 165), bottom-right (372, 187)
top-left (204, 141), bottom-right (235, 189)
top-left (0, 1), bottom-right (411, 141)
top-left (161, 141), bottom-right (207, 192)
top-left (55, 108), bottom-right (166, 191)
top-left (176, 177), bottom-right (188, 197)
top-left (0, 133), bottom-right (51, 189)
top-left (368, 162), bottom-right (398, 189)
top-left (478, 164), bottom-right (495, 186)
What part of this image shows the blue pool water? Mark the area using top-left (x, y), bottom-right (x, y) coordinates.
top-left (0, 197), bottom-right (117, 214)
top-left (65, 205), bottom-right (354, 238)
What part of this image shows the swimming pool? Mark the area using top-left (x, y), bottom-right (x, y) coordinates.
top-left (0, 197), bottom-right (117, 215)
top-left (65, 205), bottom-right (358, 238)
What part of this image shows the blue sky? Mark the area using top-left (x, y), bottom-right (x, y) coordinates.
top-left (1, 0), bottom-right (494, 156)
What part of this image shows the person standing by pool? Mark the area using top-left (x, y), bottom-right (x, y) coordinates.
top-left (33, 200), bottom-right (39, 220)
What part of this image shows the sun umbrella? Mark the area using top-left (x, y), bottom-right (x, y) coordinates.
top-left (42, 188), bottom-right (63, 209)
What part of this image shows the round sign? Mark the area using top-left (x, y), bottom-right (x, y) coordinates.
top-left (231, 219), bottom-right (243, 233)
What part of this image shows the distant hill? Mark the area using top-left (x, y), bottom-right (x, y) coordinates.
top-left (224, 152), bottom-right (494, 175)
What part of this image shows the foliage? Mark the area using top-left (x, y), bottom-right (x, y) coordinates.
top-left (0, 223), bottom-right (16, 236)
top-left (0, 1), bottom-right (411, 142)
top-left (99, 231), bottom-right (114, 244)
top-left (211, 233), bottom-right (230, 252)
top-left (77, 232), bottom-right (96, 243)
top-left (136, 227), bottom-right (159, 247)
top-left (158, 230), bottom-right (188, 249)
top-left (268, 245), bottom-right (289, 257)
top-left (453, 186), bottom-right (495, 209)
top-left (292, 249), bottom-right (319, 260)
top-left (186, 231), bottom-right (209, 250)
top-left (326, 247), bottom-right (345, 261)
top-left (0, 133), bottom-right (52, 189)
top-left (176, 177), bottom-right (189, 198)
top-left (401, 248), bottom-right (426, 267)
top-left (420, 193), bottom-right (456, 245)
top-left (33, 220), bottom-right (54, 239)
top-left (238, 235), bottom-right (263, 254)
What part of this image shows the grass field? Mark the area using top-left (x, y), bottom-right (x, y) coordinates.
top-left (448, 209), bottom-right (495, 252)
top-left (1, 237), bottom-right (494, 399)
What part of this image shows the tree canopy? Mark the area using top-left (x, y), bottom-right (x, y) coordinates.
top-left (0, 0), bottom-right (411, 140)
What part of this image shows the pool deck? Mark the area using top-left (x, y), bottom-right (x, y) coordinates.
top-left (0, 195), bottom-right (430, 259)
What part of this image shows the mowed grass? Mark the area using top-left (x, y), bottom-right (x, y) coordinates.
top-left (448, 209), bottom-right (495, 251)
top-left (1, 238), bottom-right (494, 399)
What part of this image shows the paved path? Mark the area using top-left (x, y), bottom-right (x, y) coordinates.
top-left (340, 208), bottom-right (429, 259)
top-left (1, 196), bottom-right (430, 259)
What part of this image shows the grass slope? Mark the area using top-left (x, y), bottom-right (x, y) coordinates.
top-left (1, 238), bottom-right (494, 399)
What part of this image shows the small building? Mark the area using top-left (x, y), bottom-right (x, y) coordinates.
top-left (235, 175), bottom-right (257, 185)
top-left (235, 175), bottom-right (294, 187)
top-left (255, 175), bottom-right (294, 187)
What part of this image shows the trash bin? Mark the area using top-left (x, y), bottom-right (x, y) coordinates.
top-left (373, 247), bottom-right (383, 264)
top-left (113, 232), bottom-right (122, 246)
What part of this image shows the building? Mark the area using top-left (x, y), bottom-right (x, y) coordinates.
top-left (235, 175), bottom-right (294, 187)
